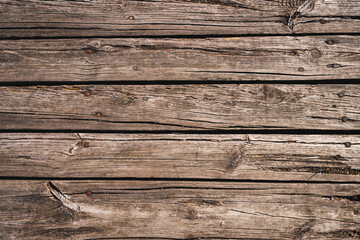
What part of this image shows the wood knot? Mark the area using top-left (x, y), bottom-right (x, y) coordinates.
top-left (69, 141), bottom-right (83, 154)
top-left (102, 45), bottom-right (114, 52)
top-left (283, 0), bottom-right (316, 30)
top-left (186, 209), bottom-right (198, 220)
top-left (327, 63), bottom-right (343, 68)
top-left (262, 85), bottom-right (299, 102)
top-left (226, 146), bottom-right (245, 173)
top-left (86, 40), bottom-right (101, 50)
top-left (293, 220), bottom-right (314, 240)
top-left (310, 48), bottom-right (322, 60)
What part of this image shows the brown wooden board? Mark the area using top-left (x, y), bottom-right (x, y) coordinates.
top-left (1, 0), bottom-right (360, 38)
top-left (0, 84), bottom-right (359, 130)
top-left (0, 133), bottom-right (359, 181)
top-left (1, 180), bottom-right (360, 239)
top-left (1, 36), bottom-right (360, 81)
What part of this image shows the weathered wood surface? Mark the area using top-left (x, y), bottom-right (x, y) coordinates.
top-left (1, 133), bottom-right (359, 181)
top-left (1, 36), bottom-right (360, 81)
top-left (1, 180), bottom-right (359, 239)
top-left (0, 0), bottom-right (360, 38)
top-left (0, 84), bottom-right (359, 130)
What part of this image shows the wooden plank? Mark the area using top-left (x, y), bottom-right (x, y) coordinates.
top-left (1, 180), bottom-right (359, 239)
top-left (0, 0), bottom-right (360, 38)
top-left (1, 133), bottom-right (359, 182)
top-left (0, 84), bottom-right (359, 130)
top-left (1, 36), bottom-right (360, 81)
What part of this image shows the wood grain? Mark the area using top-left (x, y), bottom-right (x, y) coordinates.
top-left (0, 84), bottom-right (359, 130)
top-left (1, 133), bottom-right (359, 181)
top-left (0, 0), bottom-right (360, 38)
top-left (1, 180), bottom-right (359, 239)
top-left (1, 36), bottom-right (360, 81)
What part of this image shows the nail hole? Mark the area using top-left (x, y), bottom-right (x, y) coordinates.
top-left (345, 142), bottom-right (351, 148)
top-left (83, 142), bottom-right (90, 148)
top-left (96, 112), bottom-right (102, 117)
top-left (327, 63), bottom-right (342, 68)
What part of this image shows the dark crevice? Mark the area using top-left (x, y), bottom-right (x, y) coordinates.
top-left (269, 166), bottom-right (360, 176)
top-left (1, 129), bottom-right (360, 134)
top-left (84, 237), bottom-right (262, 240)
top-left (321, 194), bottom-right (360, 202)
top-left (0, 176), bottom-right (359, 184)
top-left (0, 79), bottom-right (360, 86)
top-left (2, 32), bottom-right (360, 40)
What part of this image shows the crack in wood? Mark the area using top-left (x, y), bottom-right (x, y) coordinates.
top-left (131, 0), bottom-right (265, 11)
top-left (47, 181), bottom-right (114, 216)
top-left (285, 0), bottom-right (316, 30)
top-left (322, 194), bottom-right (360, 202)
top-left (317, 229), bottom-right (360, 238)
top-left (47, 181), bottom-right (80, 212)
top-left (270, 166), bottom-right (360, 175)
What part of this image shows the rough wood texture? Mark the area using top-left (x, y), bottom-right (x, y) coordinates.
top-left (1, 36), bottom-right (360, 81)
top-left (0, 0), bottom-right (360, 38)
top-left (0, 84), bottom-right (359, 130)
top-left (1, 133), bottom-right (359, 181)
top-left (1, 180), bottom-right (360, 239)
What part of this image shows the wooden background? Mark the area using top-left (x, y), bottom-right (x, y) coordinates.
top-left (0, 0), bottom-right (360, 239)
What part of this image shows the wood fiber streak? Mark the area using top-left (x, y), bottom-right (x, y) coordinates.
top-left (1, 36), bottom-right (360, 81)
top-left (0, 180), bottom-right (360, 240)
top-left (0, 84), bottom-right (359, 130)
top-left (0, 0), bottom-right (359, 37)
top-left (0, 134), bottom-right (360, 181)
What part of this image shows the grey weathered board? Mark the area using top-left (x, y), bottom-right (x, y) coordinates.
top-left (0, 133), bottom-right (359, 181)
top-left (1, 0), bottom-right (360, 239)
top-left (0, 0), bottom-right (360, 38)
top-left (1, 35), bottom-right (360, 81)
top-left (0, 180), bottom-right (360, 239)
top-left (0, 84), bottom-right (359, 130)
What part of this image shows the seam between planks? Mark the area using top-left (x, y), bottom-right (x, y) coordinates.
top-left (0, 176), bottom-right (360, 184)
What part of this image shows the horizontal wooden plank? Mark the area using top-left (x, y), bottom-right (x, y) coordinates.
top-left (1, 36), bottom-right (360, 81)
top-left (0, 0), bottom-right (360, 38)
top-left (1, 133), bottom-right (359, 181)
top-left (0, 84), bottom-right (359, 130)
top-left (1, 180), bottom-right (359, 239)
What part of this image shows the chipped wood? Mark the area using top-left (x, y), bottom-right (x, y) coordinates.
top-left (0, 133), bottom-right (359, 182)
top-left (1, 36), bottom-right (360, 81)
